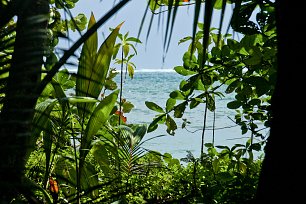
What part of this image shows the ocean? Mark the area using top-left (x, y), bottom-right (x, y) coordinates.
top-left (114, 69), bottom-right (267, 159)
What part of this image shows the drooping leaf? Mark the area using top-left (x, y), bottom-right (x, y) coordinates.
top-left (166, 115), bottom-right (177, 135)
top-left (32, 99), bottom-right (58, 142)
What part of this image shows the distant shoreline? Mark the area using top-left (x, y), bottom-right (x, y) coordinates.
top-left (66, 68), bottom-right (175, 73)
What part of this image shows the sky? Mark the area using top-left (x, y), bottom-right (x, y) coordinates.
top-left (62, 0), bottom-right (233, 70)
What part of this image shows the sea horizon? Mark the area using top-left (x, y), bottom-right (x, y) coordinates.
top-left (64, 68), bottom-right (266, 159)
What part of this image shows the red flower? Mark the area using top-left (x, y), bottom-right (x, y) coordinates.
top-left (49, 177), bottom-right (59, 194)
top-left (115, 110), bottom-right (127, 123)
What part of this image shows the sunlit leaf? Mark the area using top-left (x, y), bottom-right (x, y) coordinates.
top-left (174, 66), bottom-right (197, 76)
top-left (145, 101), bottom-right (164, 113)
top-left (81, 90), bottom-right (119, 160)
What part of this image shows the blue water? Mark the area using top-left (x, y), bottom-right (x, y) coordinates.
top-left (115, 69), bottom-right (267, 159)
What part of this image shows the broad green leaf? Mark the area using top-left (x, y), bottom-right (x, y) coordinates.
top-left (212, 159), bottom-right (220, 172)
top-left (32, 99), bottom-right (57, 141)
top-left (80, 162), bottom-right (99, 198)
top-left (250, 143), bottom-right (262, 151)
top-left (166, 98), bottom-right (176, 112)
top-left (145, 101), bottom-right (164, 113)
top-left (243, 47), bottom-right (262, 65)
top-left (92, 141), bottom-right (112, 176)
top-left (183, 51), bottom-right (198, 69)
top-left (166, 115), bottom-right (177, 135)
top-left (30, 99), bottom-right (58, 163)
top-left (122, 101), bottom-right (134, 113)
top-left (112, 43), bottom-right (121, 59)
top-left (227, 38), bottom-right (239, 51)
top-left (81, 90), bottom-right (119, 160)
top-left (54, 68), bottom-right (75, 90)
top-left (214, 0), bottom-right (223, 9)
top-left (174, 66), bottom-right (197, 76)
top-left (60, 96), bottom-right (99, 104)
top-left (148, 114), bottom-right (166, 133)
top-left (249, 98), bottom-right (261, 106)
top-left (245, 76), bottom-right (270, 97)
top-left (190, 98), bottom-right (202, 109)
top-left (169, 90), bottom-right (185, 100)
top-left (211, 47), bottom-right (221, 58)
top-left (76, 14), bottom-right (122, 117)
top-left (227, 100), bottom-right (242, 109)
top-left (225, 79), bottom-right (240, 94)
top-left (174, 102), bottom-right (187, 118)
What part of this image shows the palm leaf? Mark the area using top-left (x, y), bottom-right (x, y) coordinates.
top-left (76, 13), bottom-right (122, 117)
top-left (38, 0), bottom-right (129, 95)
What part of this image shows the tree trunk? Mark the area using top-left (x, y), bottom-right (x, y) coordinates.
top-left (0, 0), bottom-right (49, 201)
top-left (255, 1), bottom-right (306, 203)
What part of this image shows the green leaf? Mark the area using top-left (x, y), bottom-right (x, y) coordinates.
top-left (207, 94), bottom-right (216, 111)
top-left (54, 68), bottom-right (75, 90)
top-left (227, 39), bottom-right (239, 51)
top-left (127, 64), bottom-right (134, 79)
top-left (133, 124), bottom-right (147, 140)
top-left (178, 36), bottom-right (192, 45)
top-left (190, 98), bottom-right (201, 109)
top-left (123, 44), bottom-right (129, 57)
top-left (60, 96), bottom-right (99, 104)
top-left (76, 16), bottom-right (122, 117)
top-left (122, 101), bottom-right (134, 113)
top-left (81, 90), bottom-right (119, 160)
top-left (32, 99), bottom-right (57, 141)
top-left (169, 90), bottom-right (185, 100)
top-left (69, 13), bottom-right (87, 31)
top-left (92, 141), bottom-right (112, 176)
top-left (214, 0), bottom-right (223, 9)
top-left (166, 115), bottom-right (177, 135)
top-left (126, 37), bottom-right (142, 43)
top-left (225, 79), bottom-right (240, 94)
top-left (174, 102), bottom-right (187, 118)
top-left (243, 47), bottom-right (262, 65)
top-left (227, 100), bottom-right (242, 109)
top-left (148, 114), bottom-right (166, 133)
top-left (145, 101), bottom-right (164, 113)
top-left (183, 51), bottom-right (198, 69)
top-left (166, 98), bottom-right (176, 112)
top-left (174, 66), bottom-right (197, 76)
top-left (245, 76), bottom-right (270, 97)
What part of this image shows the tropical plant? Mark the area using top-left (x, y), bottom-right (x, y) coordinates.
top-left (144, 0), bottom-right (306, 202)
top-left (0, 0), bottom-right (131, 202)
top-left (1, 0), bottom-right (305, 203)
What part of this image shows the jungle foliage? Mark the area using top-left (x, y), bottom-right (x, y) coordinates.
top-left (1, 0), bottom-right (298, 203)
